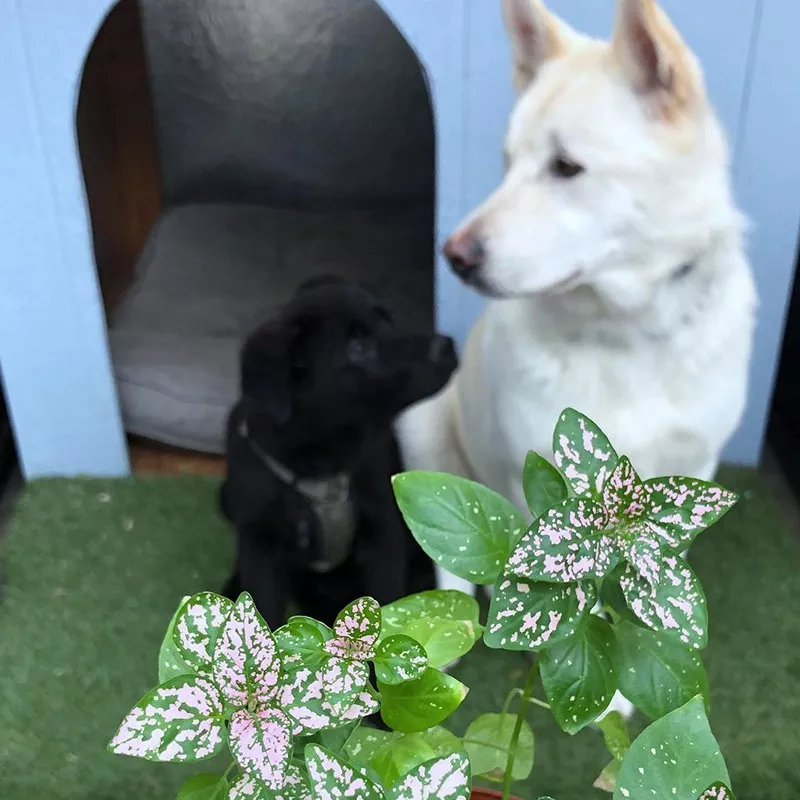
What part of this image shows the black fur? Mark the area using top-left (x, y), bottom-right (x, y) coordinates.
top-left (220, 277), bottom-right (458, 628)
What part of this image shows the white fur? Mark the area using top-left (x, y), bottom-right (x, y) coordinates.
top-left (398, 0), bottom-right (757, 719)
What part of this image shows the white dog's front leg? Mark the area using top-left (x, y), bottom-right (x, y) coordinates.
top-left (435, 564), bottom-right (478, 596)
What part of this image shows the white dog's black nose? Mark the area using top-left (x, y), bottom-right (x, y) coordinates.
top-left (444, 233), bottom-right (485, 279)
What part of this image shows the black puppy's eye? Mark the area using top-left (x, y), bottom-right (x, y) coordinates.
top-left (347, 336), bottom-right (376, 362)
top-left (550, 154), bottom-right (585, 179)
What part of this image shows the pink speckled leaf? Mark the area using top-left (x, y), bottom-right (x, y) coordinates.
top-left (389, 751), bottom-right (471, 800)
top-left (305, 744), bottom-right (385, 800)
top-left (229, 707), bottom-right (292, 790)
top-left (174, 592), bottom-right (235, 674)
top-left (108, 675), bottom-right (225, 762)
top-left (325, 597), bottom-right (381, 660)
top-left (321, 657), bottom-right (371, 709)
top-left (553, 409), bottom-right (619, 497)
top-left (602, 457), bottom-right (647, 525)
top-left (229, 764), bottom-right (311, 800)
top-left (506, 498), bottom-right (617, 583)
top-left (278, 657), bottom-right (379, 735)
top-left (484, 576), bottom-right (596, 651)
top-left (625, 535), bottom-right (662, 588)
top-left (213, 593), bottom-right (281, 709)
top-left (644, 478), bottom-right (739, 551)
top-left (621, 556), bottom-right (708, 650)
top-left (697, 783), bottom-right (736, 800)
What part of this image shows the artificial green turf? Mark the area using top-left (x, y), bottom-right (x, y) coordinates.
top-left (0, 469), bottom-right (798, 799)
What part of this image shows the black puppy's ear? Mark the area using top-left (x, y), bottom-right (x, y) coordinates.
top-left (240, 322), bottom-right (292, 425)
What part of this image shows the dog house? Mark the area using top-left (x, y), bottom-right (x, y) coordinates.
top-left (2, 0), bottom-right (800, 478)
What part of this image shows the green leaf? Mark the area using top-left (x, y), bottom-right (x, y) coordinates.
top-left (506, 497), bottom-right (618, 583)
top-left (213, 593), bottom-right (282, 709)
top-left (420, 726), bottom-right (463, 755)
top-left (615, 621), bottom-right (709, 721)
top-left (595, 712), bottom-right (630, 762)
top-left (463, 712), bottom-right (534, 782)
top-left (305, 744), bottom-right (384, 800)
top-left (614, 696), bottom-right (729, 800)
top-left (173, 592), bottom-right (234, 674)
top-left (374, 635), bottom-right (429, 685)
top-left (159, 596), bottom-right (195, 683)
top-left (176, 773), bottom-right (228, 800)
top-left (344, 727), bottom-right (398, 769)
top-left (317, 720), bottom-right (360, 754)
top-left (593, 759), bottom-right (620, 793)
top-left (388, 752), bottom-right (471, 800)
top-left (523, 452), bottom-right (568, 519)
top-left (539, 616), bottom-right (619, 734)
top-left (108, 675), bottom-right (225, 762)
top-left (382, 590), bottom-right (480, 634)
top-left (392, 471), bottom-right (525, 585)
top-left (275, 617), bottom-right (333, 665)
top-left (370, 727), bottom-right (463, 787)
top-left (621, 555), bottom-right (708, 650)
top-left (697, 783), bottom-right (736, 799)
top-left (599, 571), bottom-right (641, 625)
top-left (553, 408), bottom-right (619, 497)
top-left (485, 576), bottom-right (596, 652)
top-left (372, 734), bottom-right (438, 786)
top-left (400, 618), bottom-right (480, 669)
top-left (643, 477), bottom-right (738, 552)
top-left (379, 667), bottom-right (468, 733)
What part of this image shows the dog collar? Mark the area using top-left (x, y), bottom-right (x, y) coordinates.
top-left (237, 418), bottom-right (355, 573)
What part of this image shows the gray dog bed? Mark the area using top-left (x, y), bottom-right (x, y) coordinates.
top-left (109, 203), bottom-right (434, 454)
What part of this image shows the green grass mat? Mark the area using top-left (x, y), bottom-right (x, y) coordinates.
top-left (0, 469), bottom-right (798, 799)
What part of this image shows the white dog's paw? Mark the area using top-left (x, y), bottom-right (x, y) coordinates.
top-left (434, 566), bottom-right (476, 596)
top-left (597, 690), bottom-right (636, 721)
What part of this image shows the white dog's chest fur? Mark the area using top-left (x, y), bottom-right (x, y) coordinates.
top-left (452, 262), bottom-right (754, 510)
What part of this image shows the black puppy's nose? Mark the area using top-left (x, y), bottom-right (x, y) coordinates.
top-left (428, 335), bottom-right (455, 363)
top-left (444, 233), bottom-right (485, 279)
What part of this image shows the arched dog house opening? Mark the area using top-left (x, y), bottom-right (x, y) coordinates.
top-left (77, 0), bottom-right (436, 472)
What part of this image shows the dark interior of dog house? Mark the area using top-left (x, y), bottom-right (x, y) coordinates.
top-left (77, 0), bottom-right (435, 473)
top-left (768, 244), bottom-right (800, 495)
top-left (0, 379), bottom-right (16, 494)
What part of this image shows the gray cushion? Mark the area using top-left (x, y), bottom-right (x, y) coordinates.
top-left (110, 203), bottom-right (433, 453)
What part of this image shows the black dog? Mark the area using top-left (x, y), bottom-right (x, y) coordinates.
top-left (220, 277), bottom-right (457, 628)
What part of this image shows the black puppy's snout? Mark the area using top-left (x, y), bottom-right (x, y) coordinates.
top-left (428, 335), bottom-right (455, 363)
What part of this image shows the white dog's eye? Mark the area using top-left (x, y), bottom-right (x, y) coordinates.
top-left (550, 154), bottom-right (585, 179)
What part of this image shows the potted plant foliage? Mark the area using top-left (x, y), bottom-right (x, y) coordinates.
top-left (109, 409), bottom-right (739, 799)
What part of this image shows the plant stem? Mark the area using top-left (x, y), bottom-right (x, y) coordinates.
top-left (500, 687), bottom-right (524, 716)
top-left (462, 738), bottom-right (517, 756)
top-left (529, 697), bottom-right (550, 711)
top-left (211, 762), bottom-right (237, 800)
top-left (501, 659), bottom-right (540, 800)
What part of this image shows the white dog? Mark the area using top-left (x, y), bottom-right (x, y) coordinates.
top-left (399, 0), bottom-right (755, 588)
top-left (397, 0), bottom-right (756, 717)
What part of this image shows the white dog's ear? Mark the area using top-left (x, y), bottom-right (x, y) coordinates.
top-left (613, 0), bottom-right (702, 118)
top-left (502, 0), bottom-right (577, 93)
